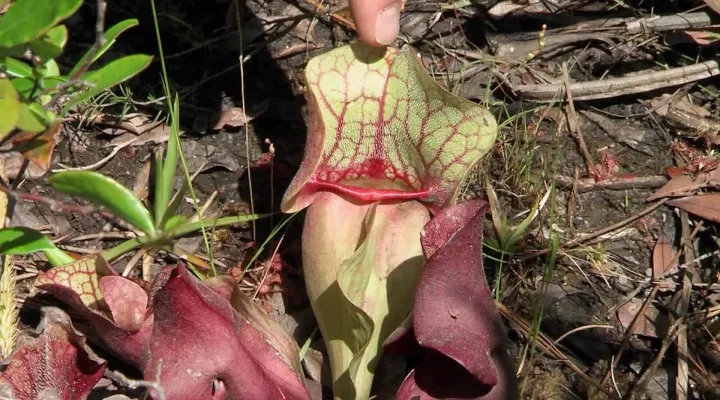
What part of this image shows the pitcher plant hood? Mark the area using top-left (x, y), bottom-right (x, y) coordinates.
top-left (281, 43), bottom-right (498, 213)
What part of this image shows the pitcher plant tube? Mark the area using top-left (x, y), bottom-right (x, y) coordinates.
top-left (282, 43), bottom-right (515, 399)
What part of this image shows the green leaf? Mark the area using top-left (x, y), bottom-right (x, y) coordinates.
top-left (163, 214), bottom-right (187, 231)
top-left (0, 78), bottom-right (20, 139)
top-left (29, 25), bottom-right (68, 61)
top-left (16, 102), bottom-right (55, 132)
top-left (158, 94), bottom-right (180, 225)
top-left (0, 227), bottom-right (55, 255)
top-left (0, 0), bottom-right (82, 49)
top-left (38, 59), bottom-right (60, 78)
top-left (1, 57), bottom-right (33, 78)
top-left (153, 149), bottom-right (165, 224)
top-left (68, 19), bottom-right (140, 77)
top-left (49, 171), bottom-right (156, 235)
top-left (0, 227), bottom-right (74, 266)
top-left (62, 54), bottom-right (152, 113)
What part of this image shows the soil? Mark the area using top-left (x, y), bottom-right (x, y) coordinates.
top-left (6, 0), bottom-right (720, 399)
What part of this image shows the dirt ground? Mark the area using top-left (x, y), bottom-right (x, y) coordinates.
top-left (7, 0), bottom-right (720, 399)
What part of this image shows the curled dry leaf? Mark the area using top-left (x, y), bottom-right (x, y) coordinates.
top-left (10, 120), bottom-right (62, 177)
top-left (617, 299), bottom-right (668, 339)
top-left (0, 307), bottom-right (105, 400)
top-left (652, 233), bottom-right (677, 279)
top-left (648, 167), bottom-right (720, 201)
top-left (667, 193), bottom-right (720, 223)
top-left (397, 200), bottom-right (517, 400)
top-left (34, 256), bottom-right (310, 400)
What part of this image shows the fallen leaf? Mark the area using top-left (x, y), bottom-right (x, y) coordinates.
top-left (702, 0), bottom-right (720, 17)
top-left (211, 101), bottom-right (267, 130)
top-left (78, 112), bottom-right (149, 135)
top-left (617, 299), bottom-right (668, 338)
top-left (667, 193), bottom-right (720, 222)
top-left (10, 120), bottom-right (62, 175)
top-left (107, 122), bottom-right (179, 148)
top-left (652, 233), bottom-right (677, 279)
top-left (647, 170), bottom-right (720, 200)
top-left (0, 307), bottom-right (105, 400)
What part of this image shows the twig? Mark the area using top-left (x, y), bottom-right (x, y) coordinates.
top-left (606, 221), bottom-right (704, 316)
top-left (675, 211), bottom-right (695, 399)
top-left (625, 12), bottom-right (712, 35)
top-left (592, 285), bottom-right (660, 397)
top-left (495, 302), bottom-right (618, 399)
top-left (561, 62), bottom-right (597, 178)
top-left (104, 369), bottom-right (166, 400)
top-left (516, 60), bottom-right (720, 102)
top-left (52, 137), bottom-right (137, 172)
top-left (554, 175), bottom-right (668, 193)
top-left (302, 0), bottom-right (357, 31)
top-left (234, 0), bottom-right (256, 241)
top-left (521, 198), bottom-right (670, 261)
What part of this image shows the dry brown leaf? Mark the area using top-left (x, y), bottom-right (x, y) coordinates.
top-left (652, 233), bottom-right (677, 279)
top-left (617, 299), bottom-right (668, 339)
top-left (702, 0), bottom-right (720, 16)
top-left (107, 123), bottom-right (177, 148)
top-left (11, 121), bottom-right (62, 175)
top-left (211, 101), bottom-right (268, 130)
top-left (648, 167), bottom-right (720, 200)
top-left (79, 113), bottom-right (149, 135)
top-left (667, 193), bottom-right (720, 223)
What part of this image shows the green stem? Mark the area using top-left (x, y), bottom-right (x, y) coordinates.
top-left (102, 213), bottom-right (269, 262)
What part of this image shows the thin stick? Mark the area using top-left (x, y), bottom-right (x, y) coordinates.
top-left (554, 175), bottom-right (668, 193)
top-left (561, 62), bottom-right (597, 178)
top-left (104, 369), bottom-right (166, 400)
top-left (516, 60), bottom-right (720, 102)
top-left (234, 0), bottom-right (256, 241)
top-left (675, 210), bottom-right (695, 399)
top-left (521, 198), bottom-right (670, 261)
top-left (52, 137), bottom-right (137, 172)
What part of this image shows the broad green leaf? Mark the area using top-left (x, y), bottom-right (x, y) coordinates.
top-left (0, 78), bottom-right (20, 139)
top-left (29, 25), bottom-right (68, 61)
top-left (280, 43), bottom-right (498, 213)
top-left (0, 227), bottom-right (55, 255)
top-left (49, 171), bottom-right (156, 235)
top-left (68, 19), bottom-right (140, 77)
top-left (38, 58), bottom-right (60, 78)
top-left (62, 54), bottom-right (152, 113)
top-left (14, 75), bottom-right (65, 94)
top-left (1, 57), bottom-right (32, 78)
top-left (0, 0), bottom-right (82, 49)
top-left (0, 227), bottom-right (74, 265)
top-left (16, 102), bottom-right (54, 132)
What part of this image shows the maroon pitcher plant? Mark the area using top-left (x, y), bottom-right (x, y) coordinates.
top-left (33, 255), bottom-right (311, 400)
top-left (281, 43), bottom-right (517, 400)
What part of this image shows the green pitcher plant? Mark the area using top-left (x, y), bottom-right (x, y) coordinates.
top-left (281, 43), bottom-right (516, 400)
